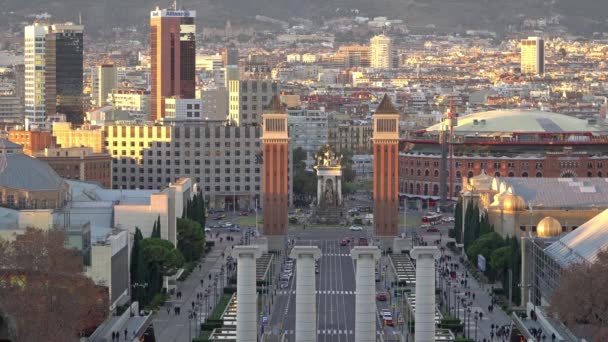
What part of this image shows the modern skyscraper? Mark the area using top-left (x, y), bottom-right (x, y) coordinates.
top-left (521, 36), bottom-right (545, 75)
top-left (24, 22), bottom-right (84, 129)
top-left (24, 24), bottom-right (51, 129)
top-left (370, 34), bottom-right (393, 69)
top-left (150, 7), bottom-right (196, 121)
top-left (92, 64), bottom-right (117, 107)
top-left (49, 23), bottom-right (84, 123)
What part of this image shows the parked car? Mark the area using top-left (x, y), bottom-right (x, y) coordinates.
top-left (240, 211), bottom-right (249, 216)
top-left (340, 238), bottom-right (350, 246)
top-left (376, 292), bottom-right (387, 301)
top-left (426, 227), bottom-right (440, 233)
top-left (224, 222), bottom-right (233, 227)
top-left (280, 281), bottom-right (289, 289)
top-left (204, 227), bottom-right (212, 233)
top-left (228, 227), bottom-right (241, 232)
top-left (349, 225), bottom-right (363, 231)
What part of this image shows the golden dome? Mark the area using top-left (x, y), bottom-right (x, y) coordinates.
top-left (537, 217), bottom-right (562, 238)
top-left (503, 193), bottom-right (526, 211)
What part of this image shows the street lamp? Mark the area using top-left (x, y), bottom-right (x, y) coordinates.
top-left (188, 309), bottom-right (195, 342)
top-left (456, 295), bottom-right (460, 321)
top-left (474, 312), bottom-right (479, 341)
top-left (465, 307), bottom-right (471, 338)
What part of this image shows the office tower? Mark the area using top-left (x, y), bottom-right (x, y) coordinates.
top-left (49, 23), bottom-right (84, 123)
top-left (24, 24), bottom-right (51, 129)
top-left (24, 23), bottom-right (84, 129)
top-left (370, 34), bottom-right (392, 69)
top-left (14, 64), bottom-right (25, 110)
top-left (222, 44), bottom-right (239, 66)
top-left (228, 79), bottom-right (279, 126)
top-left (521, 36), bottom-right (545, 75)
top-left (150, 7), bottom-right (196, 121)
top-left (92, 64), bottom-right (117, 106)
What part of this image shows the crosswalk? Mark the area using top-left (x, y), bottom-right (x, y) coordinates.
top-left (279, 330), bottom-right (356, 335)
top-left (322, 253), bottom-right (351, 257)
top-left (277, 290), bottom-right (356, 295)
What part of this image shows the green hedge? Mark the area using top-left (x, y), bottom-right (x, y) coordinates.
top-left (208, 294), bottom-right (232, 321)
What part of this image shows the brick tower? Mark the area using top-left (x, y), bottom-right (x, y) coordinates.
top-left (261, 95), bottom-right (289, 251)
top-left (372, 94), bottom-right (400, 245)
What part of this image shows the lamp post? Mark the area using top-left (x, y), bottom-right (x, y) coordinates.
top-left (466, 307), bottom-right (471, 338)
top-left (474, 312), bottom-right (479, 341)
top-left (456, 295), bottom-right (460, 321)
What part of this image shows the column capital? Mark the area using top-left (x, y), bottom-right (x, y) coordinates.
top-left (290, 246), bottom-right (322, 260)
top-left (410, 246), bottom-right (441, 260)
top-left (351, 246), bottom-right (381, 260)
top-left (232, 245), bottom-right (263, 259)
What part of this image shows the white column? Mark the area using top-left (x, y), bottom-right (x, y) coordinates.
top-left (232, 246), bottom-right (263, 342)
top-left (337, 176), bottom-right (342, 205)
top-left (410, 246), bottom-right (441, 342)
top-left (317, 177), bottom-right (322, 205)
top-left (290, 246), bottom-right (322, 342)
top-left (351, 246), bottom-right (381, 342)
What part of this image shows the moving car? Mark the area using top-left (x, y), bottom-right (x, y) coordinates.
top-left (340, 238), bottom-right (350, 246)
top-left (280, 281), bottom-right (289, 289)
top-left (239, 211), bottom-right (249, 216)
top-left (349, 225), bottom-right (363, 231)
top-left (376, 292), bottom-right (387, 301)
top-left (426, 227), bottom-right (440, 233)
top-left (228, 226), bottom-right (241, 232)
top-left (204, 227), bottom-right (212, 233)
top-left (380, 310), bottom-right (394, 326)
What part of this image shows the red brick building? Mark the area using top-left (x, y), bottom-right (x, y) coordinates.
top-left (261, 95), bottom-right (289, 250)
top-left (399, 110), bottom-right (608, 200)
top-left (373, 95), bottom-right (400, 238)
top-left (8, 130), bottom-right (54, 156)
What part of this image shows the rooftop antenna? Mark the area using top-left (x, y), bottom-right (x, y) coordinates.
top-left (78, 11), bottom-right (82, 25)
top-left (173, 0), bottom-right (178, 10)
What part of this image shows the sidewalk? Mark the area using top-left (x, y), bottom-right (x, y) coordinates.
top-left (435, 238), bottom-right (512, 342)
top-left (152, 237), bottom-right (234, 342)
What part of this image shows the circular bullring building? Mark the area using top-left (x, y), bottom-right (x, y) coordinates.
top-left (399, 109), bottom-right (608, 200)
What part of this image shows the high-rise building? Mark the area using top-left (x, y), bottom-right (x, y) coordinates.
top-left (92, 64), bottom-right (117, 107)
top-left (150, 7), bottom-right (196, 121)
top-left (24, 23), bottom-right (84, 129)
top-left (24, 24), bottom-right (51, 129)
top-left (370, 34), bottom-right (393, 69)
top-left (521, 36), bottom-right (545, 75)
top-left (228, 80), bottom-right (279, 126)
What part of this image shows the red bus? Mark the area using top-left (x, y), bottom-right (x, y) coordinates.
top-left (422, 214), bottom-right (442, 225)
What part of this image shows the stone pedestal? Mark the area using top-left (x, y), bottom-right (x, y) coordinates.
top-left (351, 246), bottom-right (381, 342)
top-left (290, 246), bottom-right (322, 342)
top-left (410, 246), bottom-right (441, 342)
top-left (232, 246), bottom-right (263, 342)
top-left (266, 235), bottom-right (286, 253)
top-left (393, 238), bottom-right (412, 254)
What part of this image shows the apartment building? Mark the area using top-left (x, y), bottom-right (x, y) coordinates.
top-left (228, 79), bottom-right (279, 126)
top-left (287, 108), bottom-right (328, 156)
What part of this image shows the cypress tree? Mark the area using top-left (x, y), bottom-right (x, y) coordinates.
top-left (453, 197), bottom-right (463, 243)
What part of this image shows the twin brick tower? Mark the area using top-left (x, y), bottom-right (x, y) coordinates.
top-left (261, 93), bottom-right (401, 250)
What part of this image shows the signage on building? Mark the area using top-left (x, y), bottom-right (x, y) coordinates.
top-left (151, 10), bottom-right (195, 18)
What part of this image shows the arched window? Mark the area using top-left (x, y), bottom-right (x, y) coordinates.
top-left (424, 184), bottom-right (428, 195)
top-left (410, 183), bottom-right (414, 194)
top-left (508, 172), bottom-right (514, 177)
top-left (598, 171), bottom-right (603, 178)
top-left (536, 172), bottom-right (542, 178)
top-left (417, 169), bottom-right (421, 177)
top-left (425, 169), bottom-right (430, 177)
top-left (433, 184), bottom-right (439, 196)
top-left (410, 168), bottom-right (414, 176)
top-left (588, 171), bottom-right (593, 177)
top-left (456, 171), bottom-right (462, 178)
top-left (416, 183), bottom-right (421, 194)
top-left (521, 172), bottom-right (528, 177)
top-left (467, 171), bottom-right (474, 178)
top-left (494, 172), bottom-right (501, 177)
top-left (434, 170), bottom-right (439, 177)
top-left (455, 185), bottom-right (462, 194)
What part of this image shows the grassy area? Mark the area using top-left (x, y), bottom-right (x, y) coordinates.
top-left (145, 293), bottom-right (169, 312)
top-left (399, 216), bottom-right (424, 227)
top-left (208, 294), bottom-right (232, 321)
top-left (233, 216), bottom-right (260, 227)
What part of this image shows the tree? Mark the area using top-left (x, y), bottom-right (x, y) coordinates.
top-left (549, 250), bottom-right (608, 340)
top-left (151, 216), bottom-right (161, 238)
top-left (292, 147), bottom-right (307, 175)
top-left (453, 197), bottom-right (463, 243)
top-left (130, 228), bottom-right (147, 305)
top-left (0, 228), bottom-right (108, 341)
top-left (141, 238), bottom-right (184, 299)
top-left (177, 218), bottom-right (205, 262)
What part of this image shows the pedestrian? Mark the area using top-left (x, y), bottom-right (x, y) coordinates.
top-left (174, 307), bottom-right (178, 315)
top-left (192, 301), bottom-right (195, 309)
top-left (124, 328), bottom-right (128, 340)
top-left (200, 279), bottom-right (204, 286)
top-left (166, 306), bottom-right (170, 315)
top-left (111, 331), bottom-right (115, 341)
top-left (473, 293), bottom-right (476, 300)
top-left (199, 264), bottom-right (202, 271)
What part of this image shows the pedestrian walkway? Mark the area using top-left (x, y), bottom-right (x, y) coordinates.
top-left (152, 237), bottom-right (234, 342)
top-left (434, 238), bottom-right (512, 342)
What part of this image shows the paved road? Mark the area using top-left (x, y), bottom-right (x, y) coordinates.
top-left (269, 228), bottom-right (377, 341)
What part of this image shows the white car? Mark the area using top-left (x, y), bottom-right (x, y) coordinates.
top-left (204, 227), bottom-right (212, 233)
top-left (349, 225), bottom-right (363, 231)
